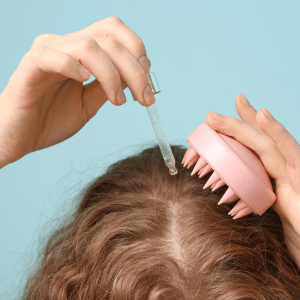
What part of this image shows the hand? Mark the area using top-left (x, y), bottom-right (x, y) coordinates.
top-left (0, 16), bottom-right (154, 167)
top-left (205, 94), bottom-right (300, 267)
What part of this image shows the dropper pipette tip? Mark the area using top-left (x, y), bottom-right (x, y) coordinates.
top-left (169, 165), bottom-right (178, 175)
top-left (131, 72), bottom-right (177, 176)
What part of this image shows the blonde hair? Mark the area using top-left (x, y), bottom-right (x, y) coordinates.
top-left (23, 145), bottom-right (300, 299)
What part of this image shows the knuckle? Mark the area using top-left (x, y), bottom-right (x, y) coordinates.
top-left (127, 36), bottom-right (146, 56)
top-left (257, 108), bottom-right (266, 118)
top-left (32, 34), bottom-right (50, 46)
top-left (106, 16), bottom-right (123, 26)
top-left (134, 67), bottom-right (147, 80)
top-left (134, 38), bottom-right (146, 53)
top-left (224, 117), bottom-right (242, 138)
top-left (104, 16), bottom-right (146, 55)
top-left (28, 46), bottom-right (45, 61)
top-left (277, 122), bottom-right (289, 137)
top-left (79, 36), bottom-right (99, 52)
top-left (25, 46), bottom-right (48, 70)
top-left (102, 37), bottom-right (121, 50)
top-left (58, 54), bottom-right (74, 72)
top-left (264, 138), bottom-right (277, 153)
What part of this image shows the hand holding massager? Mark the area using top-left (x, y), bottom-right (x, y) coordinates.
top-left (182, 123), bottom-right (276, 219)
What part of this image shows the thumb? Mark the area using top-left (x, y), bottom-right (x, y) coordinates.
top-left (82, 79), bottom-right (128, 120)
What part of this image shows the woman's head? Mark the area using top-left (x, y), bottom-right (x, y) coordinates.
top-left (23, 145), bottom-right (300, 299)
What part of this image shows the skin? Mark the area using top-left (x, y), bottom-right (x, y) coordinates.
top-left (0, 16), bottom-right (154, 166)
top-left (0, 17), bottom-right (299, 268)
top-left (206, 94), bottom-right (300, 268)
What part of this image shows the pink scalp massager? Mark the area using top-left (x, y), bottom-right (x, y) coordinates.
top-left (182, 123), bottom-right (276, 220)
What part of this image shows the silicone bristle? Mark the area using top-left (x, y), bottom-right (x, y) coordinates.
top-left (182, 146), bottom-right (192, 165)
top-left (187, 157), bottom-right (200, 169)
top-left (211, 180), bottom-right (226, 192)
top-left (228, 199), bottom-right (248, 216)
top-left (191, 157), bottom-right (207, 176)
top-left (183, 147), bottom-right (199, 168)
top-left (199, 165), bottom-right (213, 178)
top-left (218, 187), bottom-right (236, 205)
top-left (198, 168), bottom-right (204, 175)
top-left (211, 182), bottom-right (217, 189)
top-left (203, 172), bottom-right (221, 189)
top-left (232, 206), bottom-right (253, 219)
top-left (227, 195), bottom-right (240, 204)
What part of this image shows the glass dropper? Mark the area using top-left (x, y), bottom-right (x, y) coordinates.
top-left (131, 72), bottom-right (178, 175)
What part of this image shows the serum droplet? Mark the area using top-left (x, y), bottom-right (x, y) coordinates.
top-left (169, 166), bottom-right (178, 175)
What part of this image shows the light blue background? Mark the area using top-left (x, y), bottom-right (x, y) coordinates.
top-left (0, 0), bottom-right (299, 298)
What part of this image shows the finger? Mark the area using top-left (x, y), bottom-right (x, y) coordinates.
top-left (65, 35), bottom-right (153, 107)
top-left (55, 35), bottom-right (128, 106)
top-left (235, 93), bottom-right (263, 133)
top-left (65, 16), bottom-right (153, 104)
top-left (31, 34), bottom-right (125, 106)
top-left (66, 17), bottom-right (150, 72)
top-left (205, 112), bottom-right (289, 185)
top-left (34, 33), bottom-right (154, 107)
top-left (90, 35), bottom-right (154, 106)
top-left (12, 46), bottom-right (91, 95)
top-left (256, 108), bottom-right (300, 168)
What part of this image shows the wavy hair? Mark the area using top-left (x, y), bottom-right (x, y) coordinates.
top-left (22, 145), bottom-right (300, 299)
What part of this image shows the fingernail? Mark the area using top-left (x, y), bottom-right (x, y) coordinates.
top-left (264, 109), bottom-right (275, 121)
top-left (117, 86), bottom-right (126, 105)
top-left (240, 94), bottom-right (250, 106)
top-left (210, 112), bottom-right (225, 121)
top-left (144, 85), bottom-right (155, 105)
top-left (139, 55), bottom-right (150, 74)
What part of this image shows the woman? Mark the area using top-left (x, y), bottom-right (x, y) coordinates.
top-left (1, 17), bottom-right (299, 299)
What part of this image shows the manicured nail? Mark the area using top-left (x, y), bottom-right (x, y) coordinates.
top-left (210, 112), bottom-right (225, 121)
top-left (117, 86), bottom-right (126, 105)
top-left (264, 109), bottom-right (275, 121)
top-left (144, 85), bottom-right (155, 105)
top-left (139, 55), bottom-right (150, 74)
top-left (240, 94), bottom-right (250, 106)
